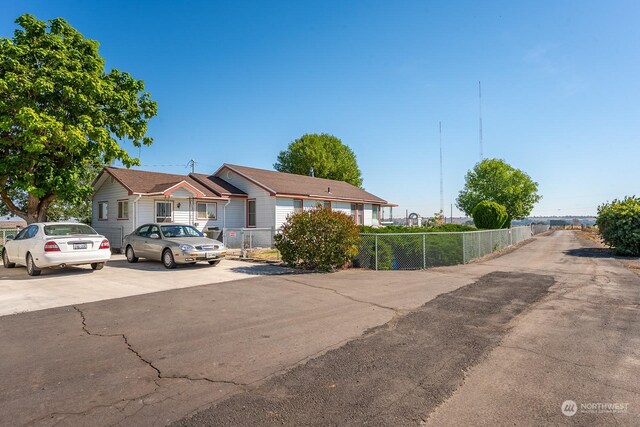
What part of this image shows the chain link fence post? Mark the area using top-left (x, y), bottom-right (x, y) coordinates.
top-left (422, 234), bottom-right (427, 269)
top-left (374, 234), bottom-right (378, 271)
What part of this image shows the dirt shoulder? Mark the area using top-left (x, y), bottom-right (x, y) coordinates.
top-left (174, 271), bottom-right (555, 426)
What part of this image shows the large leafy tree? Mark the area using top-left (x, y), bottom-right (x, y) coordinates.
top-left (274, 133), bottom-right (363, 187)
top-left (0, 14), bottom-right (157, 223)
top-left (456, 159), bottom-right (541, 224)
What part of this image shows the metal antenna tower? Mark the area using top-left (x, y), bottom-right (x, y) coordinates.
top-left (187, 159), bottom-right (196, 173)
top-left (439, 121), bottom-right (444, 216)
top-left (478, 81), bottom-right (484, 160)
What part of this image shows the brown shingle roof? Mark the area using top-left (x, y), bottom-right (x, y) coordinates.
top-left (189, 173), bottom-right (247, 196)
top-left (99, 167), bottom-right (245, 198)
top-left (218, 164), bottom-right (388, 204)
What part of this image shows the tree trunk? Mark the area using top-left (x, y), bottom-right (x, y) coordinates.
top-left (0, 192), bottom-right (56, 224)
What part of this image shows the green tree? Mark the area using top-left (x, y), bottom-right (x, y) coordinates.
top-left (596, 196), bottom-right (640, 256)
top-left (0, 14), bottom-right (157, 223)
top-left (471, 200), bottom-right (508, 229)
top-left (456, 159), bottom-right (541, 225)
top-left (274, 133), bottom-right (363, 187)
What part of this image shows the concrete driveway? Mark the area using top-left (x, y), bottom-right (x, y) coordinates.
top-left (0, 255), bottom-right (293, 316)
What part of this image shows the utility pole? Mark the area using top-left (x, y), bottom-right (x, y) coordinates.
top-left (478, 81), bottom-right (484, 160)
top-left (439, 121), bottom-right (444, 219)
top-left (187, 159), bottom-right (196, 174)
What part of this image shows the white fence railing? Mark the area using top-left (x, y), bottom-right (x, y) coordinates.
top-left (355, 225), bottom-right (541, 271)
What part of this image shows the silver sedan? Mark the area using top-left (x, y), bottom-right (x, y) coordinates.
top-left (122, 223), bottom-right (226, 269)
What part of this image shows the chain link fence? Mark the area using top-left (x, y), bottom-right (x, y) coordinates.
top-left (0, 228), bottom-right (19, 247)
top-left (222, 228), bottom-right (276, 250)
top-left (355, 226), bottom-right (536, 270)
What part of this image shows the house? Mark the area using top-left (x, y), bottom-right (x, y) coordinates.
top-left (92, 163), bottom-right (394, 249)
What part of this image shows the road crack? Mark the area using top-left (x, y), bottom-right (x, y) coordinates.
top-left (283, 277), bottom-right (403, 315)
top-left (499, 344), bottom-right (597, 369)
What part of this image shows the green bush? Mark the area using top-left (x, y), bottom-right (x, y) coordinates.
top-left (472, 200), bottom-right (508, 229)
top-left (596, 196), bottom-right (640, 256)
top-left (275, 207), bottom-right (360, 271)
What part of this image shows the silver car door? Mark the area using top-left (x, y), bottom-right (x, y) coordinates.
top-left (131, 225), bottom-right (150, 257)
top-left (144, 225), bottom-right (165, 261)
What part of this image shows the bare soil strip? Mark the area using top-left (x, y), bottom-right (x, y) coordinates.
top-left (174, 271), bottom-right (555, 426)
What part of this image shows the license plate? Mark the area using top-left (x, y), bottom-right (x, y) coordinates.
top-left (206, 252), bottom-right (216, 259)
top-left (73, 243), bottom-right (87, 250)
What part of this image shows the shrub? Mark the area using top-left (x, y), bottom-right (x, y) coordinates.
top-left (596, 196), bottom-right (640, 256)
top-left (471, 200), bottom-right (508, 229)
top-left (275, 207), bottom-right (360, 271)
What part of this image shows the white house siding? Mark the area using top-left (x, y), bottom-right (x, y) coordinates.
top-left (216, 169), bottom-right (276, 228)
top-left (91, 177), bottom-right (134, 249)
top-left (275, 198), bottom-right (294, 229)
top-left (332, 202), bottom-right (351, 216)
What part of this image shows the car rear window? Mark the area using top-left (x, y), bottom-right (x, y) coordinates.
top-left (44, 224), bottom-right (98, 236)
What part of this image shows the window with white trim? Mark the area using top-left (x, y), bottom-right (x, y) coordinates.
top-left (293, 199), bottom-right (303, 213)
top-left (247, 200), bottom-right (256, 227)
top-left (323, 201), bottom-right (331, 210)
top-left (351, 203), bottom-right (364, 225)
top-left (196, 202), bottom-right (217, 220)
top-left (117, 200), bottom-right (129, 220)
top-left (372, 205), bottom-right (380, 222)
top-left (156, 201), bottom-right (173, 223)
top-left (98, 202), bottom-right (108, 220)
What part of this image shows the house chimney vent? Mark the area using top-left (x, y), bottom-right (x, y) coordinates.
top-left (327, 186), bottom-right (331, 193)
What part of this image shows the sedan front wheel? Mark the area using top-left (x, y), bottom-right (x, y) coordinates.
top-left (162, 249), bottom-right (176, 269)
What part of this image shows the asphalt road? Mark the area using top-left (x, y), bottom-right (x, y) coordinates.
top-left (1, 231), bottom-right (639, 426)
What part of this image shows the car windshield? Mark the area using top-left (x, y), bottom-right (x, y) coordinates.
top-left (160, 225), bottom-right (204, 238)
top-left (44, 224), bottom-right (98, 236)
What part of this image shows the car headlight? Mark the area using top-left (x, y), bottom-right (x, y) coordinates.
top-left (180, 244), bottom-right (194, 252)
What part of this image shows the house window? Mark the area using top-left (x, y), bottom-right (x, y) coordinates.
top-left (351, 203), bottom-right (364, 225)
top-left (117, 200), bottom-right (129, 220)
top-left (196, 202), bottom-right (217, 220)
top-left (323, 201), bottom-right (331, 210)
top-left (98, 202), bottom-right (108, 220)
top-left (246, 199), bottom-right (256, 227)
top-left (372, 205), bottom-right (379, 222)
top-left (293, 199), bottom-right (303, 213)
top-left (156, 201), bottom-right (173, 223)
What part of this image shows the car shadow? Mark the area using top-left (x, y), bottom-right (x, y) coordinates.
top-left (106, 258), bottom-right (213, 271)
top-left (0, 265), bottom-right (96, 280)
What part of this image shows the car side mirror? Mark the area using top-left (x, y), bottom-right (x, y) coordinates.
top-left (149, 233), bottom-right (160, 239)
top-left (5, 235), bottom-right (14, 241)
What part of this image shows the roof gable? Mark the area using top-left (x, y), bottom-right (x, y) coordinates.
top-left (96, 167), bottom-right (245, 198)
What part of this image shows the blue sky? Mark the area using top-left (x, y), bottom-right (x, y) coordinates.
top-left (2, 1), bottom-right (639, 217)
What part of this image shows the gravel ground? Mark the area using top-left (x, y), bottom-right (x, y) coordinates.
top-left (174, 271), bottom-right (554, 426)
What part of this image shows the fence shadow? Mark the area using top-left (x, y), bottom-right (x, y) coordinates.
top-left (229, 264), bottom-right (302, 276)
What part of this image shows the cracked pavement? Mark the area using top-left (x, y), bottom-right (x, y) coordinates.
top-left (1, 231), bottom-right (639, 426)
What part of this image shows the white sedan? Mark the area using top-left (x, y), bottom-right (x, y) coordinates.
top-left (1, 223), bottom-right (112, 276)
